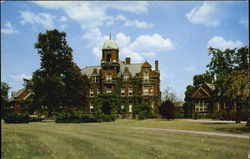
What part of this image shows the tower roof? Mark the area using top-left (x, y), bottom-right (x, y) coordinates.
top-left (102, 34), bottom-right (119, 50)
top-left (142, 61), bottom-right (152, 68)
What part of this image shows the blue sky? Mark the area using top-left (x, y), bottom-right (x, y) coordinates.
top-left (1, 1), bottom-right (249, 99)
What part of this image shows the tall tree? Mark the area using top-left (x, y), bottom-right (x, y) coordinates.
top-left (193, 71), bottom-right (214, 86)
top-left (1, 82), bottom-right (11, 117)
top-left (32, 29), bottom-right (88, 116)
top-left (207, 46), bottom-right (249, 123)
top-left (163, 87), bottom-right (179, 103)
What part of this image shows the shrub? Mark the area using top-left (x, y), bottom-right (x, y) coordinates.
top-left (159, 100), bottom-right (176, 120)
top-left (94, 113), bottom-right (116, 122)
top-left (29, 117), bottom-right (44, 122)
top-left (55, 113), bottom-right (115, 123)
top-left (133, 102), bottom-right (152, 120)
top-left (55, 113), bottom-right (80, 123)
top-left (79, 114), bottom-right (96, 122)
top-left (4, 113), bottom-right (29, 123)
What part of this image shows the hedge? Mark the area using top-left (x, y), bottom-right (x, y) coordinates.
top-left (55, 113), bottom-right (116, 123)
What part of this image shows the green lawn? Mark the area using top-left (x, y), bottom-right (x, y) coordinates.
top-left (104, 119), bottom-right (249, 135)
top-left (2, 119), bottom-right (249, 159)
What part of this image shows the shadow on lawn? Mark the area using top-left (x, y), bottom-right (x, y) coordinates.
top-left (202, 123), bottom-right (249, 134)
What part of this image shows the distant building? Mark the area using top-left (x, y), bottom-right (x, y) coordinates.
top-left (81, 35), bottom-right (161, 114)
top-left (186, 83), bottom-right (229, 117)
top-left (8, 88), bottom-right (32, 113)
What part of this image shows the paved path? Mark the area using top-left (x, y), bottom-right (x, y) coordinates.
top-left (100, 125), bottom-right (249, 139)
top-left (184, 119), bottom-right (247, 124)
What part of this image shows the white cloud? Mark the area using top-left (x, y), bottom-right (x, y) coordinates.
top-left (1, 21), bottom-right (18, 34)
top-left (184, 65), bottom-right (197, 72)
top-left (10, 74), bottom-right (32, 82)
top-left (83, 29), bottom-right (174, 62)
top-left (32, 1), bottom-right (151, 29)
top-left (207, 36), bottom-right (243, 50)
top-left (186, 2), bottom-right (220, 27)
top-left (129, 34), bottom-right (174, 52)
top-left (59, 24), bottom-right (68, 30)
top-left (20, 10), bottom-right (55, 29)
top-left (58, 16), bottom-right (68, 22)
top-left (239, 19), bottom-right (248, 29)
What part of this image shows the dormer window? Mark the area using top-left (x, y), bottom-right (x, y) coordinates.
top-left (92, 76), bottom-right (97, 82)
top-left (106, 73), bottom-right (112, 81)
top-left (123, 75), bottom-right (129, 81)
top-left (143, 72), bottom-right (149, 82)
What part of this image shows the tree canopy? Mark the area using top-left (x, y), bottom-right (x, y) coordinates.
top-left (31, 29), bottom-right (89, 116)
top-left (1, 82), bottom-right (11, 117)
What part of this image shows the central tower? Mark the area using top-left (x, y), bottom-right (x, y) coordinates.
top-left (101, 34), bottom-right (120, 94)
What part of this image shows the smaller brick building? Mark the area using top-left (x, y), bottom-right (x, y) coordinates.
top-left (8, 88), bottom-right (32, 113)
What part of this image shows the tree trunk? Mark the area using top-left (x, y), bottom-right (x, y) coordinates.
top-left (236, 102), bottom-right (241, 123)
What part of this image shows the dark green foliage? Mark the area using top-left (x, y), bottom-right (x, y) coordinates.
top-left (176, 106), bottom-right (184, 118)
top-left (1, 82), bottom-right (11, 118)
top-left (94, 113), bottom-right (116, 122)
top-left (29, 117), bottom-right (44, 122)
top-left (133, 102), bottom-right (152, 120)
top-left (158, 100), bottom-right (176, 120)
top-left (55, 113), bottom-right (115, 123)
top-left (212, 110), bottom-right (236, 121)
top-left (4, 113), bottom-right (29, 123)
top-left (94, 93), bottom-right (121, 115)
top-left (32, 29), bottom-right (89, 116)
top-left (193, 71), bottom-right (213, 86)
top-left (55, 113), bottom-right (82, 123)
top-left (212, 109), bottom-right (249, 121)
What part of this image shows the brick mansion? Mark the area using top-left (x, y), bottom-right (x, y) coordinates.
top-left (81, 35), bottom-right (161, 113)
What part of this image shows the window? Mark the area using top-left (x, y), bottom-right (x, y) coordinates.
top-left (143, 72), bottom-right (149, 82)
top-left (90, 102), bottom-right (94, 112)
top-left (143, 86), bottom-right (149, 95)
top-left (128, 87), bottom-right (133, 96)
top-left (92, 76), bottom-right (97, 82)
top-left (106, 87), bottom-right (112, 93)
top-left (123, 75), bottom-right (129, 81)
top-left (121, 87), bottom-right (125, 96)
top-left (150, 86), bottom-right (154, 95)
top-left (89, 89), bottom-right (94, 97)
top-left (97, 88), bottom-right (101, 95)
top-left (106, 73), bottom-right (112, 81)
top-left (107, 54), bottom-right (111, 62)
top-left (129, 103), bottom-right (132, 112)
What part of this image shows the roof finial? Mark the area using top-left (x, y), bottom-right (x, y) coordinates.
top-left (109, 33), bottom-right (111, 40)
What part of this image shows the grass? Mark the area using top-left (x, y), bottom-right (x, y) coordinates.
top-left (2, 119), bottom-right (249, 159)
top-left (103, 119), bottom-right (249, 135)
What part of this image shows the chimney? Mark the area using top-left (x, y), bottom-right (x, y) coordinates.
top-left (155, 60), bottom-right (159, 72)
top-left (125, 57), bottom-right (131, 64)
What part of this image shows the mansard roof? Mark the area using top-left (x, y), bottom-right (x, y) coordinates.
top-left (81, 66), bottom-right (101, 76)
top-left (119, 60), bottom-right (143, 76)
top-left (81, 61), bottom-right (143, 77)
